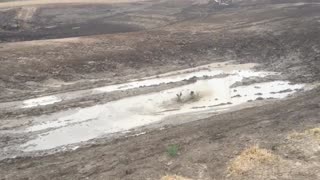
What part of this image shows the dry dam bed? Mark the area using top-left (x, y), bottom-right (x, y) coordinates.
top-left (0, 0), bottom-right (320, 179)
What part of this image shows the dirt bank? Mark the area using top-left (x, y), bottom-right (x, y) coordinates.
top-left (0, 0), bottom-right (319, 179)
top-left (0, 0), bottom-right (319, 102)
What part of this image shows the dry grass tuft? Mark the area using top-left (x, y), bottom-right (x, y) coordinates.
top-left (288, 127), bottom-right (320, 140)
top-left (285, 127), bottom-right (320, 160)
top-left (161, 175), bottom-right (192, 180)
top-left (228, 145), bottom-right (278, 176)
top-left (305, 127), bottom-right (320, 139)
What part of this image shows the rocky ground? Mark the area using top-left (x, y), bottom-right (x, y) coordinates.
top-left (0, 0), bottom-right (319, 179)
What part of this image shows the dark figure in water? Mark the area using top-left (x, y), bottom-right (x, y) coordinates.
top-left (190, 91), bottom-right (194, 96)
top-left (176, 92), bottom-right (182, 102)
top-left (190, 91), bottom-right (196, 100)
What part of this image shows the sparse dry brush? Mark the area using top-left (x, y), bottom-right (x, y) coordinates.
top-left (227, 127), bottom-right (320, 179)
top-left (284, 126), bottom-right (320, 160)
top-left (288, 127), bottom-right (320, 141)
top-left (228, 145), bottom-right (278, 176)
top-left (161, 175), bottom-right (192, 180)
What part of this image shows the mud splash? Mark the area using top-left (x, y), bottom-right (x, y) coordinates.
top-left (21, 63), bottom-right (306, 151)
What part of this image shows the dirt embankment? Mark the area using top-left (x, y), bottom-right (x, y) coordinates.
top-left (0, 0), bottom-right (218, 42)
top-left (0, 0), bottom-right (149, 8)
top-left (0, 1), bottom-right (319, 101)
top-left (0, 0), bottom-right (319, 180)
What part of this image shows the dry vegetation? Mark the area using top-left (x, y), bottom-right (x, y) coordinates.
top-left (161, 175), bottom-right (192, 180)
top-left (228, 145), bottom-right (279, 176)
top-left (283, 126), bottom-right (320, 161)
top-left (288, 127), bottom-right (320, 141)
top-left (228, 127), bottom-right (320, 179)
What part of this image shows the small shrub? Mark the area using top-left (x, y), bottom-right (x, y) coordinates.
top-left (167, 144), bottom-right (179, 157)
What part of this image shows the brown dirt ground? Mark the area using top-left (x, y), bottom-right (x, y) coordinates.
top-left (0, 0), bottom-right (319, 179)
top-left (0, 0), bottom-right (149, 8)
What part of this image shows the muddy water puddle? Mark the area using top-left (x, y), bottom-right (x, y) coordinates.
top-left (19, 62), bottom-right (307, 152)
top-left (22, 96), bottom-right (62, 108)
top-left (16, 62), bottom-right (252, 108)
top-left (93, 61), bottom-right (251, 93)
